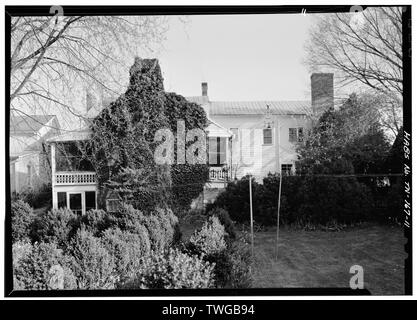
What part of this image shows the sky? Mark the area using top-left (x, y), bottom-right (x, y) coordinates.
top-left (156, 14), bottom-right (315, 101)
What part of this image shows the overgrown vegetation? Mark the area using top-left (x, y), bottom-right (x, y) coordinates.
top-left (207, 93), bottom-right (403, 228)
top-left (12, 199), bottom-right (251, 290)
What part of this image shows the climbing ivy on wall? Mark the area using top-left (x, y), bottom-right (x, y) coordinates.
top-left (90, 58), bottom-right (209, 213)
top-left (90, 58), bottom-right (171, 211)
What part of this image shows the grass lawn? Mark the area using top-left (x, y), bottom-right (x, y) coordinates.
top-left (251, 224), bottom-right (406, 295)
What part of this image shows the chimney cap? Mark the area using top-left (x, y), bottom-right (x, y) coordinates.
top-left (201, 82), bottom-right (208, 96)
top-left (311, 72), bottom-right (334, 78)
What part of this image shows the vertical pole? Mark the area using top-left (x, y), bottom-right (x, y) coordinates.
top-left (276, 124), bottom-right (282, 261)
top-left (249, 174), bottom-right (254, 258)
top-left (51, 142), bottom-right (57, 209)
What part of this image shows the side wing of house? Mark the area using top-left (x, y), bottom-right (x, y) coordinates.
top-left (211, 114), bottom-right (312, 182)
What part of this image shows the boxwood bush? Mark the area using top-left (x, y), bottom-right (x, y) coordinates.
top-left (120, 248), bottom-right (215, 289)
top-left (208, 173), bottom-right (374, 227)
top-left (13, 241), bottom-right (77, 290)
top-left (67, 228), bottom-right (116, 289)
top-left (11, 200), bottom-right (35, 242)
top-left (102, 227), bottom-right (151, 284)
top-left (188, 216), bottom-right (227, 256)
top-left (30, 208), bottom-right (80, 247)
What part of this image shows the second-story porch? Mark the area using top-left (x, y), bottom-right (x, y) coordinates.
top-left (48, 130), bottom-right (98, 215)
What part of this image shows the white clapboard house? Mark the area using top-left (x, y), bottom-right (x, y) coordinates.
top-left (47, 73), bottom-right (333, 213)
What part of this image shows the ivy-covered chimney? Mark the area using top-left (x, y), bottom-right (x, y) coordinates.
top-left (311, 73), bottom-right (334, 114)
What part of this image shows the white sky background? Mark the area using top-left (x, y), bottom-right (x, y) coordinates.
top-left (155, 14), bottom-right (315, 101)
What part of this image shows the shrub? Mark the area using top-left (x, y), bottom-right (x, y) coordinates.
top-left (11, 200), bottom-right (35, 242)
top-left (153, 207), bottom-right (180, 246)
top-left (67, 228), bottom-right (116, 289)
top-left (203, 231), bottom-right (252, 289)
top-left (383, 178), bottom-right (403, 223)
top-left (208, 173), bottom-right (374, 227)
top-left (207, 207), bottom-right (236, 240)
top-left (171, 164), bottom-right (209, 214)
top-left (189, 216), bottom-right (227, 256)
top-left (18, 183), bottom-right (52, 209)
top-left (121, 248), bottom-right (215, 289)
top-left (31, 208), bottom-right (79, 247)
top-left (78, 209), bottom-right (113, 236)
top-left (206, 175), bottom-right (263, 224)
top-left (112, 203), bottom-right (145, 233)
top-left (102, 228), bottom-right (151, 284)
top-left (113, 204), bottom-right (179, 250)
top-left (140, 213), bottom-right (165, 251)
top-left (13, 241), bottom-right (77, 290)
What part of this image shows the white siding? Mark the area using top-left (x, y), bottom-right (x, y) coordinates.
top-left (211, 114), bottom-right (311, 182)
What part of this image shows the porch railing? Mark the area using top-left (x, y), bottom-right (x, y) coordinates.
top-left (209, 166), bottom-right (230, 182)
top-left (54, 172), bottom-right (97, 185)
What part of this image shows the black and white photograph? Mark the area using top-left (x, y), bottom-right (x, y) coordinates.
top-left (2, 4), bottom-right (411, 299)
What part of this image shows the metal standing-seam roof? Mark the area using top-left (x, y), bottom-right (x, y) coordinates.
top-left (208, 100), bottom-right (311, 115)
top-left (10, 115), bottom-right (56, 136)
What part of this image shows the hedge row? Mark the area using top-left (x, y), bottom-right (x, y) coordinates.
top-left (207, 173), bottom-right (402, 227)
top-left (11, 202), bottom-right (183, 289)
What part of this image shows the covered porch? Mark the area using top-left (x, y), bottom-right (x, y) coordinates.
top-left (206, 120), bottom-right (233, 187)
top-left (47, 129), bottom-right (98, 215)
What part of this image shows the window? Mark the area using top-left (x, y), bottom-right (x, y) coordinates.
top-left (85, 191), bottom-right (96, 212)
top-left (57, 192), bottom-right (67, 209)
top-left (289, 127), bottom-right (305, 142)
top-left (281, 164), bottom-right (293, 176)
top-left (208, 137), bottom-right (226, 166)
top-left (289, 128), bottom-right (297, 142)
top-left (69, 193), bottom-right (82, 215)
top-left (263, 128), bottom-right (272, 145)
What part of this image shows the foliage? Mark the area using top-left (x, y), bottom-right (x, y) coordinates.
top-left (206, 175), bottom-right (263, 224)
top-left (106, 167), bottom-right (171, 214)
top-left (208, 173), bottom-right (374, 226)
top-left (383, 178), bottom-right (403, 223)
top-left (297, 93), bottom-right (391, 175)
top-left (17, 183), bottom-right (52, 209)
top-left (67, 228), bottom-right (116, 289)
top-left (11, 15), bottom-right (168, 134)
top-left (121, 248), bottom-right (215, 289)
top-left (209, 236), bottom-right (253, 288)
top-left (102, 228), bottom-right (151, 284)
top-left (91, 58), bottom-right (171, 211)
top-left (306, 7), bottom-right (403, 96)
top-left (112, 204), bottom-right (178, 250)
top-left (31, 208), bottom-right (80, 247)
top-left (13, 241), bottom-right (77, 290)
top-left (164, 92), bottom-right (210, 214)
top-left (189, 216), bottom-right (227, 256)
top-left (11, 200), bottom-right (35, 242)
top-left (385, 127), bottom-right (403, 175)
top-left (207, 207), bottom-right (237, 240)
top-left (78, 209), bottom-right (113, 236)
top-left (186, 213), bottom-right (252, 288)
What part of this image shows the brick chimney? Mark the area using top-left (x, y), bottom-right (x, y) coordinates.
top-left (202, 82), bottom-right (208, 96)
top-left (311, 73), bottom-right (334, 114)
